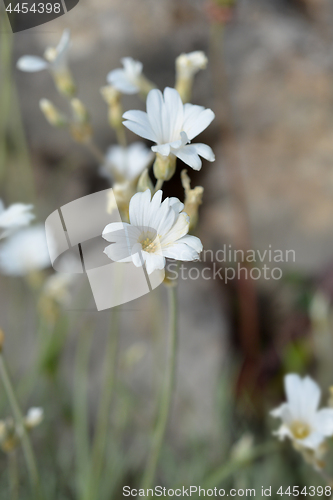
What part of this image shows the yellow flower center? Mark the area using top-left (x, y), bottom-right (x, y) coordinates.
top-left (141, 236), bottom-right (158, 253)
top-left (290, 421), bottom-right (311, 440)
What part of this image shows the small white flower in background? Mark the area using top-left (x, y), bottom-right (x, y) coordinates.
top-left (100, 142), bottom-right (154, 183)
top-left (175, 51), bottom-right (208, 80)
top-left (103, 189), bottom-right (203, 275)
top-left (42, 273), bottom-right (74, 306)
top-left (17, 29), bottom-right (70, 74)
top-left (25, 408), bottom-right (44, 429)
top-left (107, 57), bottom-right (144, 95)
top-left (0, 200), bottom-right (34, 239)
top-left (17, 30), bottom-right (75, 96)
top-left (270, 374), bottom-right (333, 451)
top-left (123, 87), bottom-right (215, 171)
top-left (0, 225), bottom-right (51, 276)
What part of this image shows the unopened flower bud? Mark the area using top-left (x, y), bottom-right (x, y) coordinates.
top-left (153, 153), bottom-right (176, 181)
top-left (107, 182), bottom-right (135, 221)
top-left (137, 168), bottom-right (154, 193)
top-left (71, 98), bottom-right (89, 124)
top-left (25, 407), bottom-right (44, 429)
top-left (70, 98), bottom-right (92, 143)
top-left (101, 85), bottom-right (123, 130)
top-left (0, 418), bottom-right (19, 453)
top-left (231, 433), bottom-right (254, 462)
top-left (181, 169), bottom-right (204, 230)
top-left (175, 51), bottom-right (208, 103)
top-left (53, 70), bottom-right (76, 98)
top-left (39, 99), bottom-right (67, 128)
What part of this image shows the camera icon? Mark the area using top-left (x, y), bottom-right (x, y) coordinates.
top-left (45, 189), bottom-right (165, 311)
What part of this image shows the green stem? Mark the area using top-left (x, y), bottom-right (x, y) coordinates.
top-left (202, 442), bottom-right (278, 489)
top-left (0, 353), bottom-right (42, 499)
top-left (116, 126), bottom-right (127, 148)
top-left (141, 285), bottom-right (178, 490)
top-left (85, 307), bottom-right (120, 500)
top-left (8, 451), bottom-right (19, 500)
top-left (74, 327), bottom-right (93, 499)
top-left (0, 13), bottom-right (13, 184)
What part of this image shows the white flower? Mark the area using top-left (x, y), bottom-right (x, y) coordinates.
top-left (107, 57), bottom-right (144, 95)
top-left (0, 225), bottom-right (51, 276)
top-left (0, 200), bottom-right (34, 239)
top-left (123, 87), bottom-right (215, 171)
top-left (270, 374), bottom-right (333, 450)
top-left (17, 30), bottom-right (75, 96)
top-left (25, 408), bottom-right (44, 429)
top-left (103, 189), bottom-right (203, 275)
top-left (100, 142), bottom-right (154, 183)
top-left (176, 51), bottom-right (208, 79)
top-left (17, 29), bottom-right (70, 74)
top-left (42, 273), bottom-right (74, 306)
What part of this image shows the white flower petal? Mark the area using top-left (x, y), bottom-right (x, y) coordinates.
top-left (301, 431), bottom-right (325, 450)
top-left (103, 142), bottom-right (154, 182)
top-left (0, 203), bottom-right (35, 230)
top-left (162, 241), bottom-right (200, 261)
top-left (314, 409), bottom-right (333, 437)
top-left (169, 198), bottom-right (184, 214)
top-left (146, 89), bottom-right (164, 144)
top-left (0, 225), bottom-right (51, 276)
top-left (102, 222), bottom-right (130, 242)
top-left (104, 244), bottom-right (133, 263)
top-left (177, 234), bottom-right (203, 253)
top-left (17, 56), bottom-right (48, 72)
top-left (270, 403), bottom-right (294, 426)
top-left (190, 143), bottom-right (215, 162)
top-left (302, 376), bottom-right (321, 414)
top-left (284, 374), bottom-right (304, 420)
top-left (122, 57), bottom-right (143, 75)
top-left (129, 189), bottom-right (152, 228)
top-left (174, 145), bottom-right (202, 171)
top-left (54, 29), bottom-right (71, 69)
top-left (145, 253), bottom-right (165, 275)
top-left (162, 87), bottom-right (184, 143)
top-left (25, 407), bottom-right (44, 427)
top-left (160, 212), bottom-right (189, 247)
top-left (123, 110), bottom-right (157, 142)
top-left (183, 104), bottom-right (215, 140)
top-left (151, 143), bottom-right (171, 156)
top-left (107, 69), bottom-right (139, 94)
top-left (107, 57), bottom-right (143, 95)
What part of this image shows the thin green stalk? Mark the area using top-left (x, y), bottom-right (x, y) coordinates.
top-left (141, 284), bottom-right (178, 490)
top-left (8, 451), bottom-right (19, 500)
top-left (85, 307), bottom-right (120, 500)
top-left (202, 442), bottom-right (278, 489)
top-left (74, 326), bottom-right (93, 499)
top-left (0, 13), bottom-right (13, 183)
top-left (116, 126), bottom-right (127, 147)
top-left (0, 352), bottom-right (43, 500)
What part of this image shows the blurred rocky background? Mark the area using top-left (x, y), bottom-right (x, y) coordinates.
top-left (4, 0), bottom-right (333, 447)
